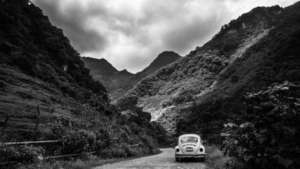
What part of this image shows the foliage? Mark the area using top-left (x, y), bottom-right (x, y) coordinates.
top-left (0, 1), bottom-right (161, 166)
top-left (61, 130), bottom-right (97, 154)
top-left (222, 82), bottom-right (300, 169)
top-left (0, 0), bottom-right (108, 102)
top-left (171, 89), bottom-right (195, 104)
top-left (0, 145), bottom-right (44, 164)
top-left (116, 96), bottom-right (138, 111)
top-left (116, 4), bottom-right (288, 139)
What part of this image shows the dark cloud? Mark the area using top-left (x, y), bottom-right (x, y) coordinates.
top-left (33, 0), bottom-right (107, 52)
top-left (32, 0), bottom-right (298, 73)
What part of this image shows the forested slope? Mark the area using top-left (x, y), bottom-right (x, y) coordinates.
top-left (0, 0), bottom-right (163, 164)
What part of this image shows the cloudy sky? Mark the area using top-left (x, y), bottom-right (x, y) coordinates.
top-left (32, 0), bottom-right (298, 73)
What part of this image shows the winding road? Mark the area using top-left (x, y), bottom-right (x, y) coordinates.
top-left (93, 147), bottom-right (228, 169)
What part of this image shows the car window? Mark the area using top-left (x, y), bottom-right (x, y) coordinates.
top-left (180, 136), bottom-right (199, 144)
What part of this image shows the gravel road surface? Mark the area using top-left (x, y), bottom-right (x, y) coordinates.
top-left (93, 147), bottom-right (228, 169)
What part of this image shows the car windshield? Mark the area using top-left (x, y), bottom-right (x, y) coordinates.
top-left (180, 136), bottom-right (199, 144)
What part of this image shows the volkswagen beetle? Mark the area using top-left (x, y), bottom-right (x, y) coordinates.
top-left (175, 134), bottom-right (206, 162)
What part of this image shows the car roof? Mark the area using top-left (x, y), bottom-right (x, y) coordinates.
top-left (179, 134), bottom-right (201, 139)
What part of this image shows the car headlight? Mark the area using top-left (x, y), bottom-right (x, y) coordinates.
top-left (199, 146), bottom-right (205, 153)
top-left (175, 146), bottom-right (180, 153)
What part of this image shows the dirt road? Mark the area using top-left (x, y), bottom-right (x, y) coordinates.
top-left (93, 147), bottom-right (228, 169)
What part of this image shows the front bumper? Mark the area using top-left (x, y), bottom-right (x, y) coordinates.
top-left (175, 153), bottom-right (206, 158)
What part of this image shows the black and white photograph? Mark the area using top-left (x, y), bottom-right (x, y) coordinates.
top-left (0, 0), bottom-right (299, 168)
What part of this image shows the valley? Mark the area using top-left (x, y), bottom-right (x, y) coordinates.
top-left (0, 0), bottom-right (299, 169)
top-left (82, 51), bottom-right (181, 100)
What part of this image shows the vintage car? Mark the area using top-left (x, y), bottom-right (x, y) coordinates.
top-left (175, 134), bottom-right (206, 162)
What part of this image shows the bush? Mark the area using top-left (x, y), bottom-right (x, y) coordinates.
top-left (171, 89), bottom-right (195, 104)
top-left (116, 96), bottom-right (138, 111)
top-left (61, 130), bottom-right (96, 154)
top-left (222, 82), bottom-right (300, 169)
top-left (110, 145), bottom-right (128, 158)
top-left (95, 130), bottom-right (110, 155)
top-left (99, 144), bottom-right (130, 158)
top-left (0, 145), bottom-right (44, 164)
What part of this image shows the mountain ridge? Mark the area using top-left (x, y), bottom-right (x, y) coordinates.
top-left (135, 51), bottom-right (182, 77)
top-left (82, 51), bottom-right (181, 100)
top-left (118, 4), bottom-right (299, 135)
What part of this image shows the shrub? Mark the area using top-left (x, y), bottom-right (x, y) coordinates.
top-left (171, 89), bottom-right (195, 104)
top-left (110, 145), bottom-right (128, 158)
top-left (95, 130), bottom-right (110, 155)
top-left (61, 130), bottom-right (96, 154)
top-left (222, 82), bottom-right (300, 169)
top-left (0, 145), bottom-right (44, 164)
top-left (99, 144), bottom-right (130, 158)
top-left (116, 96), bottom-right (138, 111)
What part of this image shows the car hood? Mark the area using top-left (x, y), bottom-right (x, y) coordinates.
top-left (179, 143), bottom-right (199, 148)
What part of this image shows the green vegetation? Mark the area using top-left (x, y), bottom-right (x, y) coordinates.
top-left (0, 0), bottom-right (164, 168)
top-left (82, 51), bottom-right (181, 100)
top-left (222, 82), bottom-right (299, 169)
top-left (0, 145), bottom-right (44, 164)
top-left (178, 3), bottom-right (300, 168)
top-left (118, 4), bottom-right (285, 138)
top-left (118, 2), bottom-right (300, 169)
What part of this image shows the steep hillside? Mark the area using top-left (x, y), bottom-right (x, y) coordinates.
top-left (119, 3), bottom-right (299, 134)
top-left (83, 51), bottom-right (181, 100)
top-left (82, 57), bottom-right (119, 79)
top-left (221, 81), bottom-right (299, 169)
top-left (0, 0), bottom-right (162, 161)
top-left (133, 51), bottom-right (181, 81)
top-left (177, 1), bottom-right (300, 139)
top-left (82, 57), bottom-right (134, 98)
top-left (120, 6), bottom-right (282, 133)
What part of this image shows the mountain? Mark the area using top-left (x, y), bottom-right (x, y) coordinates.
top-left (82, 57), bottom-right (134, 96)
top-left (176, 2), bottom-right (300, 138)
top-left (119, 3), bottom-right (300, 169)
top-left (134, 51), bottom-right (181, 79)
top-left (82, 51), bottom-right (181, 100)
top-left (119, 3), bottom-right (300, 136)
top-left (0, 0), bottom-right (164, 162)
top-left (82, 57), bottom-right (119, 77)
